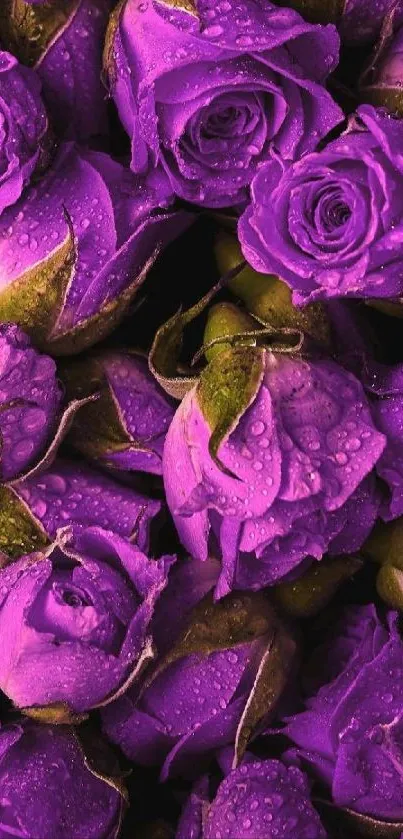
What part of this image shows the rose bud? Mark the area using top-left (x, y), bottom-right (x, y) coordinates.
top-left (0, 143), bottom-right (191, 355)
top-left (60, 350), bottom-right (175, 476)
top-left (0, 719), bottom-right (125, 838)
top-left (285, 605), bottom-right (403, 832)
top-left (0, 323), bottom-right (62, 480)
top-left (163, 316), bottom-right (385, 594)
top-left (102, 582), bottom-right (295, 780)
top-left (0, 525), bottom-right (174, 715)
top-left (0, 50), bottom-right (48, 215)
top-left (1, 0), bottom-right (112, 141)
top-left (178, 758), bottom-right (326, 839)
top-left (239, 105), bottom-right (403, 305)
top-left (104, 0), bottom-right (342, 209)
top-left (0, 458), bottom-right (161, 559)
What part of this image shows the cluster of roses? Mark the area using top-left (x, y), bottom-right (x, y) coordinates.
top-left (2, 1), bottom-right (403, 838)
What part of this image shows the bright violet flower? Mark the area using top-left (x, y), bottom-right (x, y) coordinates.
top-left (105, 0), bottom-right (342, 208)
top-left (285, 605), bottom-right (403, 826)
top-left (0, 525), bottom-right (173, 713)
top-left (163, 347), bottom-right (385, 595)
top-left (0, 323), bottom-right (62, 481)
top-left (2, 0), bottom-right (112, 141)
top-left (0, 143), bottom-right (191, 355)
top-left (177, 758), bottom-right (326, 839)
top-left (0, 50), bottom-right (48, 215)
top-left (61, 350), bottom-right (175, 476)
top-left (0, 719), bottom-right (124, 839)
top-left (103, 561), bottom-right (295, 779)
top-left (0, 458), bottom-right (161, 559)
top-left (239, 106), bottom-right (403, 304)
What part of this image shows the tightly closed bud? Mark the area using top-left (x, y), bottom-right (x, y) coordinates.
top-left (0, 0), bottom-right (112, 140)
top-left (0, 144), bottom-right (190, 355)
top-left (361, 15), bottom-right (403, 116)
top-left (178, 758), bottom-right (326, 839)
top-left (60, 351), bottom-right (175, 476)
top-left (0, 525), bottom-right (174, 714)
top-left (0, 459), bottom-right (161, 559)
top-left (215, 233), bottom-right (330, 347)
top-left (0, 719), bottom-right (126, 839)
top-left (103, 575), bottom-right (296, 780)
top-left (0, 323), bottom-right (62, 480)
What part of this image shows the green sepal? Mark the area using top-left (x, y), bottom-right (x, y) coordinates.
top-left (197, 345), bottom-right (265, 466)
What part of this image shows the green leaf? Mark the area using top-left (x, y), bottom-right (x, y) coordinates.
top-left (197, 345), bottom-right (265, 465)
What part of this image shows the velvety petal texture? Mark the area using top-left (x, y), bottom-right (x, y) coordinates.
top-left (239, 105), bottom-right (403, 303)
top-left (177, 759), bottom-right (326, 839)
top-left (0, 50), bottom-right (48, 215)
top-left (35, 0), bottom-right (112, 141)
top-left (60, 350), bottom-right (175, 475)
top-left (163, 350), bottom-right (385, 594)
top-left (0, 323), bottom-right (61, 480)
top-left (8, 458), bottom-right (161, 554)
top-left (105, 0), bottom-right (342, 208)
top-left (0, 526), bottom-right (174, 712)
top-left (285, 605), bottom-right (403, 821)
top-left (0, 143), bottom-right (191, 355)
top-left (0, 720), bottom-right (123, 839)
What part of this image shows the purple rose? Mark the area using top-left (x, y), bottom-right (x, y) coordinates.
top-left (360, 5), bottom-right (403, 115)
top-left (61, 350), bottom-right (175, 475)
top-left (285, 605), bottom-right (403, 826)
top-left (239, 105), bottom-right (403, 304)
top-left (177, 758), bottom-right (326, 839)
top-left (2, 0), bottom-right (111, 141)
top-left (163, 347), bottom-right (385, 595)
top-left (103, 561), bottom-right (295, 779)
top-left (0, 525), bottom-right (173, 713)
top-left (0, 50), bottom-right (48, 215)
top-left (0, 143), bottom-right (191, 355)
top-left (0, 719), bottom-right (124, 838)
top-left (0, 323), bottom-right (62, 480)
top-left (365, 363), bottom-right (403, 520)
top-left (0, 458), bottom-right (161, 559)
top-left (105, 0), bottom-right (342, 209)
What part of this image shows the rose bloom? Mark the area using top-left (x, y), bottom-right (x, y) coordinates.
top-left (239, 105), bottom-right (403, 303)
top-left (0, 144), bottom-right (190, 355)
top-left (285, 604), bottom-right (403, 824)
top-left (164, 348), bottom-right (385, 595)
top-left (103, 558), bottom-right (295, 779)
top-left (0, 719), bottom-right (124, 839)
top-left (0, 526), bottom-right (173, 712)
top-left (105, 0), bottom-right (342, 208)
